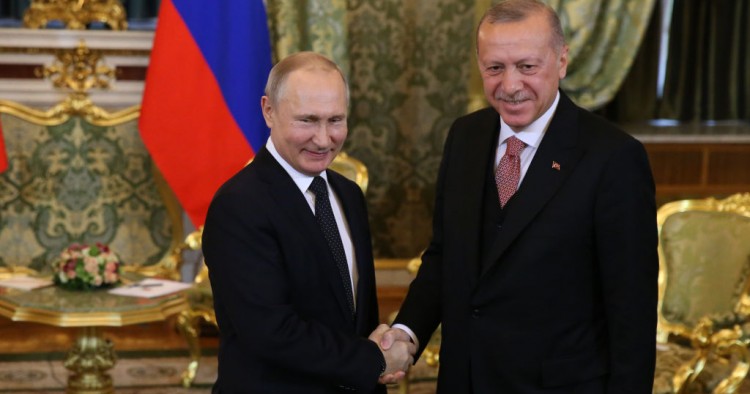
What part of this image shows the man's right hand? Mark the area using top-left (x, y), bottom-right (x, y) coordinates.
top-left (369, 325), bottom-right (416, 384)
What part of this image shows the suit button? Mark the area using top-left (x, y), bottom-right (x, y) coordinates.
top-left (472, 308), bottom-right (481, 318)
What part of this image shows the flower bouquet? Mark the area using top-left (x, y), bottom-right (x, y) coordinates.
top-left (53, 243), bottom-right (122, 290)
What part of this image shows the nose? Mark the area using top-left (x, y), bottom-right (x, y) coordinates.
top-left (311, 123), bottom-right (331, 147)
top-left (500, 70), bottom-right (522, 95)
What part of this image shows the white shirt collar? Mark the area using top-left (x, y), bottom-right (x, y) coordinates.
top-left (266, 138), bottom-right (327, 194)
top-left (498, 91), bottom-right (560, 149)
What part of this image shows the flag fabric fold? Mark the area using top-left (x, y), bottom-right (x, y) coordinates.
top-left (139, 0), bottom-right (272, 227)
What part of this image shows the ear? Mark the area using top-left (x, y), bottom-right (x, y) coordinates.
top-left (558, 45), bottom-right (569, 80)
top-left (260, 96), bottom-right (273, 128)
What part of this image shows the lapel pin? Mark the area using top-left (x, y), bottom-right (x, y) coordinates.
top-left (551, 161), bottom-right (561, 171)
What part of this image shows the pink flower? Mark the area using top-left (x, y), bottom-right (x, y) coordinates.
top-left (54, 243), bottom-right (121, 289)
top-left (84, 258), bottom-right (99, 274)
top-left (104, 271), bottom-right (118, 283)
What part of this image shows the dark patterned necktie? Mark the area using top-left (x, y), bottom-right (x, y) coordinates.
top-left (309, 176), bottom-right (355, 316)
top-left (495, 136), bottom-right (526, 207)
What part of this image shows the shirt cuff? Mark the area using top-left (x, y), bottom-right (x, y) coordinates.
top-left (391, 323), bottom-right (419, 348)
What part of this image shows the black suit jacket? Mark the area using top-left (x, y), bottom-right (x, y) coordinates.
top-left (395, 92), bottom-right (659, 393)
top-left (203, 147), bottom-right (386, 393)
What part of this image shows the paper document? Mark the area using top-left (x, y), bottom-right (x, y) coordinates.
top-left (0, 276), bottom-right (54, 290)
top-left (108, 278), bottom-right (192, 298)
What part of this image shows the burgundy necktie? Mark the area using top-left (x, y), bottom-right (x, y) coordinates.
top-left (495, 136), bottom-right (526, 207)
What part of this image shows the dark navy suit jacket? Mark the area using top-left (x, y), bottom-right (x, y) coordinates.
top-left (395, 92), bottom-right (659, 393)
top-left (204, 147), bottom-right (386, 393)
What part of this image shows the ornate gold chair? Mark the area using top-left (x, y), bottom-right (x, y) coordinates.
top-left (654, 193), bottom-right (750, 394)
top-left (177, 151), bottom-right (370, 387)
top-left (0, 42), bottom-right (183, 281)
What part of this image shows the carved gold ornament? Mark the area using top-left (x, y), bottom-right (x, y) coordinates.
top-left (23, 0), bottom-right (128, 30)
top-left (2, 40), bottom-right (139, 126)
top-left (38, 40), bottom-right (115, 93)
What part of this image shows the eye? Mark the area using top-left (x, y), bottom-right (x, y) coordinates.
top-left (519, 64), bottom-right (536, 73)
top-left (296, 116), bottom-right (316, 124)
top-left (485, 65), bottom-right (503, 75)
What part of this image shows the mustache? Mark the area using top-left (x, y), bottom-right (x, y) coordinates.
top-left (495, 92), bottom-right (530, 104)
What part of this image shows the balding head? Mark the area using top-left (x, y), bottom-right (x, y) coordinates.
top-left (264, 51), bottom-right (349, 106)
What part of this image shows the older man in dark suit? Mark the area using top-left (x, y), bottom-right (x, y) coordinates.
top-left (203, 52), bottom-right (414, 393)
top-left (385, 0), bottom-right (659, 393)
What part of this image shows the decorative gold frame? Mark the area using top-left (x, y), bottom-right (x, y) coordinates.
top-left (656, 193), bottom-right (750, 393)
top-left (23, 0), bottom-right (128, 30)
top-left (330, 151), bottom-right (370, 194)
top-left (0, 41), bottom-right (184, 280)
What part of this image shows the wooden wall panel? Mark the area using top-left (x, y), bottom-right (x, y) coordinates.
top-left (644, 143), bottom-right (750, 204)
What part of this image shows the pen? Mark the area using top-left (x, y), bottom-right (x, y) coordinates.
top-left (127, 283), bottom-right (163, 289)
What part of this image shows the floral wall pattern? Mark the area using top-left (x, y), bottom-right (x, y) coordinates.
top-left (0, 114), bottom-right (175, 272)
top-left (265, 0), bottom-right (654, 258)
top-left (345, 0), bottom-right (475, 257)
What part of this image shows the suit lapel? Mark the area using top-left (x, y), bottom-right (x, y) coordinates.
top-left (256, 149), bottom-right (354, 319)
top-left (479, 93), bottom-right (585, 278)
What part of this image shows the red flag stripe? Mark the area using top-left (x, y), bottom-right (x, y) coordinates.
top-left (139, 0), bottom-right (255, 227)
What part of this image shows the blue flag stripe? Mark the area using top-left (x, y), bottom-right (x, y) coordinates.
top-left (171, 0), bottom-right (272, 152)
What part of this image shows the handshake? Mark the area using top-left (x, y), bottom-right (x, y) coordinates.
top-left (369, 324), bottom-right (418, 384)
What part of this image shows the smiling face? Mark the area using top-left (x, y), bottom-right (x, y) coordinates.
top-left (477, 10), bottom-right (568, 131)
top-left (262, 67), bottom-right (348, 176)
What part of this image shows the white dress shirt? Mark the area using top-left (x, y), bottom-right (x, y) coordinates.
top-left (494, 91), bottom-right (560, 186)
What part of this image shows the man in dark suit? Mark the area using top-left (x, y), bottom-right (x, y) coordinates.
top-left (385, 0), bottom-right (659, 392)
top-left (203, 52), bottom-right (414, 393)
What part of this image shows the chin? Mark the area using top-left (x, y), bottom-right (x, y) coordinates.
top-left (301, 162), bottom-right (331, 176)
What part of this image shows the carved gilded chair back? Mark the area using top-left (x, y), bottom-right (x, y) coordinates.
top-left (330, 152), bottom-right (369, 194)
top-left (0, 41), bottom-right (183, 280)
top-left (653, 193), bottom-right (750, 394)
top-left (0, 101), bottom-right (183, 280)
top-left (657, 193), bottom-right (750, 342)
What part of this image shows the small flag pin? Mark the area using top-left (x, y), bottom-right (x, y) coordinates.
top-left (551, 161), bottom-right (561, 171)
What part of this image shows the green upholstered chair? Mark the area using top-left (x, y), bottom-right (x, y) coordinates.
top-left (653, 193), bottom-right (750, 394)
top-left (177, 151), bottom-right (370, 387)
top-left (0, 103), bottom-right (183, 281)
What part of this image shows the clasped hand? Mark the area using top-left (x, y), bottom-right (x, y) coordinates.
top-left (368, 324), bottom-right (417, 384)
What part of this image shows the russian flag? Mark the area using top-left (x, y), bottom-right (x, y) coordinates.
top-left (139, 0), bottom-right (272, 227)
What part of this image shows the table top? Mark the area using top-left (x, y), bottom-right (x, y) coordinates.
top-left (0, 274), bottom-right (188, 327)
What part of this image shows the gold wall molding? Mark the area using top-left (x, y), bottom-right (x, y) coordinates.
top-left (24, 0), bottom-right (128, 30)
top-left (0, 40), bottom-right (139, 126)
top-left (0, 46), bottom-right (151, 57)
top-left (39, 40), bottom-right (115, 93)
top-left (0, 28), bottom-right (152, 108)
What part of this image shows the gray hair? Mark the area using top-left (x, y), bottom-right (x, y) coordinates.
top-left (477, 0), bottom-right (566, 53)
top-left (264, 51), bottom-right (349, 105)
